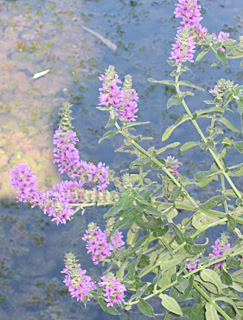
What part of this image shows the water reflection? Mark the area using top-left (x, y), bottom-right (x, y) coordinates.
top-left (0, 0), bottom-right (242, 319)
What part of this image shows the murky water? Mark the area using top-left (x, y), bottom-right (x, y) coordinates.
top-left (0, 0), bottom-right (243, 319)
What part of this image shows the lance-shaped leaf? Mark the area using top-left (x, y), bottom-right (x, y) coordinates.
top-left (138, 299), bottom-right (156, 317)
top-left (185, 239), bottom-right (208, 255)
top-left (178, 80), bottom-right (204, 91)
top-left (205, 303), bottom-right (220, 320)
top-left (180, 141), bottom-right (199, 152)
top-left (147, 78), bottom-right (176, 86)
top-left (200, 269), bottom-right (222, 294)
top-left (98, 298), bottom-right (120, 315)
top-left (162, 114), bottom-right (191, 141)
top-left (194, 169), bottom-right (220, 182)
top-left (160, 294), bottom-right (183, 316)
top-left (199, 196), bottom-right (224, 210)
top-left (196, 106), bottom-right (224, 117)
top-left (214, 297), bottom-right (240, 316)
top-left (192, 212), bottom-right (219, 230)
top-left (227, 214), bottom-right (236, 231)
top-left (188, 304), bottom-right (205, 320)
top-left (221, 270), bottom-right (232, 285)
top-left (172, 223), bottom-right (185, 244)
top-left (196, 47), bottom-right (211, 61)
top-left (104, 191), bottom-right (132, 218)
top-left (216, 117), bottom-right (240, 133)
top-left (211, 44), bottom-right (228, 66)
top-left (170, 276), bottom-right (193, 302)
top-left (167, 95), bottom-right (184, 109)
top-left (99, 130), bottom-right (118, 143)
top-left (156, 142), bottom-right (181, 155)
top-left (234, 141), bottom-right (243, 153)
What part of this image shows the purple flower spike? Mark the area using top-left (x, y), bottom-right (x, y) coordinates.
top-left (186, 259), bottom-right (200, 272)
top-left (82, 225), bottom-right (125, 265)
top-left (209, 239), bottom-right (230, 269)
top-left (98, 274), bottom-right (126, 307)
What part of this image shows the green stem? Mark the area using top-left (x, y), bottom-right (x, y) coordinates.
top-left (115, 122), bottom-right (199, 209)
top-left (175, 67), bottom-right (242, 199)
top-left (192, 281), bottom-right (232, 320)
top-left (139, 217), bottom-right (228, 278)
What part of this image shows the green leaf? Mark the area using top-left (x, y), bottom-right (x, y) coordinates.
top-left (184, 240), bottom-right (208, 255)
top-left (159, 253), bottom-right (186, 272)
top-left (205, 303), bottom-right (220, 320)
top-left (172, 223), bottom-right (184, 245)
top-left (180, 141), bottom-right (199, 152)
top-left (158, 267), bottom-right (176, 289)
top-left (197, 106), bottom-right (224, 116)
top-left (226, 256), bottom-right (241, 269)
top-left (114, 209), bottom-right (141, 231)
top-left (134, 198), bottom-right (162, 217)
top-left (160, 294), bottom-right (183, 316)
top-left (214, 296), bottom-right (239, 315)
top-left (175, 277), bottom-right (189, 293)
top-left (169, 186), bottom-right (181, 201)
top-left (138, 299), bottom-right (156, 317)
top-left (199, 196), bottom-right (224, 210)
top-left (170, 276), bottom-right (193, 302)
top-left (98, 298), bottom-right (120, 315)
top-left (234, 141), bottom-right (243, 153)
top-left (221, 270), bottom-right (233, 285)
top-left (162, 114), bottom-right (191, 141)
top-left (211, 45), bottom-right (228, 66)
top-left (192, 212), bottom-right (219, 230)
top-left (167, 95), bottom-right (183, 109)
top-left (147, 78), bottom-right (176, 86)
top-left (189, 304), bottom-right (205, 320)
top-left (154, 224), bottom-right (169, 237)
top-left (99, 130), bottom-right (118, 143)
top-left (194, 169), bottom-right (220, 182)
top-left (227, 214), bottom-right (236, 231)
top-left (124, 121), bottom-right (150, 128)
top-left (128, 261), bottom-right (136, 279)
top-left (136, 215), bottom-right (162, 231)
top-left (131, 283), bottom-right (150, 300)
top-left (178, 80), bottom-right (204, 91)
top-left (229, 166), bottom-right (243, 177)
top-left (237, 96), bottom-right (243, 114)
top-left (196, 47), bottom-right (211, 61)
top-left (105, 114), bottom-right (117, 128)
top-left (164, 313), bottom-right (172, 320)
top-left (217, 117), bottom-right (240, 133)
top-left (156, 142), bottom-right (181, 155)
top-left (200, 269), bottom-right (222, 294)
top-left (197, 176), bottom-right (215, 188)
top-left (104, 192), bottom-right (132, 218)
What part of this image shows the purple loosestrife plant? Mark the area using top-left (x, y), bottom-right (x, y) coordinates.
top-left (10, 0), bottom-right (243, 318)
top-left (98, 66), bottom-right (139, 122)
top-left (82, 222), bottom-right (125, 265)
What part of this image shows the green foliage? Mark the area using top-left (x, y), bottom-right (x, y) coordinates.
top-left (57, 6), bottom-right (243, 320)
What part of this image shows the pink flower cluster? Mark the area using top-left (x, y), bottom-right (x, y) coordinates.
top-left (82, 226), bottom-right (125, 265)
top-left (98, 71), bottom-right (139, 122)
top-left (62, 264), bottom-right (97, 302)
top-left (10, 128), bottom-right (111, 225)
top-left (209, 239), bottom-right (231, 269)
top-left (174, 0), bottom-right (207, 37)
top-left (186, 259), bottom-right (200, 272)
top-left (53, 127), bottom-right (109, 191)
top-left (212, 31), bottom-right (230, 52)
top-left (10, 164), bottom-right (43, 208)
top-left (170, 0), bottom-right (208, 64)
top-left (98, 275), bottom-right (126, 307)
top-left (165, 155), bottom-right (179, 174)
